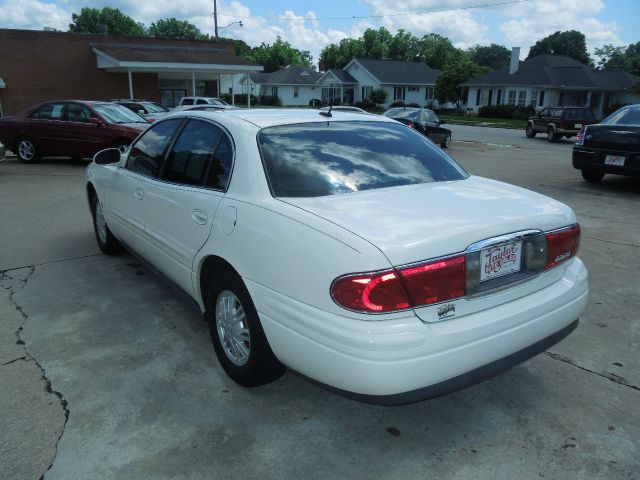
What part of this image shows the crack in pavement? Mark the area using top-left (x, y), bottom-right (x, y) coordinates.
top-left (0, 268), bottom-right (70, 480)
top-left (1, 356), bottom-right (28, 366)
top-left (546, 351), bottom-right (640, 392)
top-left (1, 252), bottom-right (103, 275)
top-left (581, 235), bottom-right (639, 248)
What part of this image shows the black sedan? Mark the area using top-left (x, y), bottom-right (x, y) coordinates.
top-left (573, 104), bottom-right (640, 182)
top-left (383, 107), bottom-right (451, 148)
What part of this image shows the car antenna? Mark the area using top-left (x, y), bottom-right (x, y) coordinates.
top-left (319, 104), bottom-right (333, 118)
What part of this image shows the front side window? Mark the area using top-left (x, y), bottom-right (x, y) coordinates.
top-left (126, 119), bottom-right (182, 177)
top-left (258, 121), bottom-right (468, 198)
top-left (93, 104), bottom-right (146, 124)
top-left (67, 103), bottom-right (93, 122)
top-left (161, 119), bottom-right (233, 190)
top-left (30, 103), bottom-right (66, 120)
top-left (182, 98), bottom-right (194, 105)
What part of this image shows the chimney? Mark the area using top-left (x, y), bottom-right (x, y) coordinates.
top-left (509, 47), bottom-right (520, 74)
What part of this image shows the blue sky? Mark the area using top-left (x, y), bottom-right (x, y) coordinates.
top-left (1, 0), bottom-right (638, 64)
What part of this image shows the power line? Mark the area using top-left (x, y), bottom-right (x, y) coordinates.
top-left (217, 0), bottom-right (534, 22)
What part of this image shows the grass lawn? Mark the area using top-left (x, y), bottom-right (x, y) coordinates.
top-left (438, 114), bottom-right (527, 130)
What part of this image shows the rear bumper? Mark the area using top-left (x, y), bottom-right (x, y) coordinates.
top-left (573, 148), bottom-right (640, 176)
top-left (247, 258), bottom-right (588, 403)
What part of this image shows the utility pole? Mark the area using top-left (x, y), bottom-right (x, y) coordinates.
top-left (214, 0), bottom-right (219, 38)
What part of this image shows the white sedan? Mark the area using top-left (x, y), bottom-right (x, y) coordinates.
top-left (85, 109), bottom-right (588, 405)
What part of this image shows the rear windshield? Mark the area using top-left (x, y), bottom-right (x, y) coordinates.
top-left (258, 121), bottom-right (468, 197)
top-left (601, 106), bottom-right (640, 125)
top-left (564, 108), bottom-right (595, 120)
top-left (385, 108), bottom-right (420, 120)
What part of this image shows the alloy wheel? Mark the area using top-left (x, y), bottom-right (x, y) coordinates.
top-left (215, 290), bottom-right (251, 366)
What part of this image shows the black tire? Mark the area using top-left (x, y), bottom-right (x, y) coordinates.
top-left (206, 271), bottom-right (285, 387)
top-left (581, 170), bottom-right (605, 183)
top-left (16, 137), bottom-right (40, 163)
top-left (440, 133), bottom-right (451, 148)
top-left (525, 124), bottom-right (536, 138)
top-left (91, 194), bottom-right (122, 254)
top-left (547, 126), bottom-right (557, 143)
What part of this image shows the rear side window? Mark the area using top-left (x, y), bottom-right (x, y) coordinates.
top-left (258, 121), bottom-right (468, 198)
top-left (30, 103), bottom-right (66, 120)
top-left (162, 119), bottom-right (233, 189)
top-left (181, 98), bottom-right (194, 105)
top-left (564, 108), bottom-right (594, 120)
top-left (127, 119), bottom-right (182, 177)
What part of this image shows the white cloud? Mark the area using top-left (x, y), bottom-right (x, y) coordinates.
top-left (0, 0), bottom-right (70, 30)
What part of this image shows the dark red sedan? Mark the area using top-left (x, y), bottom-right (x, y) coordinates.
top-left (0, 100), bottom-right (149, 163)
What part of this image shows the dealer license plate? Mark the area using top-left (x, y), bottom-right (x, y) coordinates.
top-left (574, 123), bottom-right (583, 128)
top-left (480, 241), bottom-right (522, 282)
top-left (605, 155), bottom-right (625, 166)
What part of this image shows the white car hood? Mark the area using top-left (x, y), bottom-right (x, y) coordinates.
top-left (282, 176), bottom-right (576, 266)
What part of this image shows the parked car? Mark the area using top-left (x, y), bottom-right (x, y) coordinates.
top-left (319, 106), bottom-right (368, 114)
top-left (111, 99), bottom-right (169, 122)
top-left (383, 107), bottom-right (452, 148)
top-left (0, 100), bottom-right (148, 163)
top-left (526, 106), bottom-right (597, 142)
top-left (177, 96), bottom-right (232, 108)
top-left (86, 108), bottom-right (587, 404)
top-left (573, 104), bottom-right (640, 182)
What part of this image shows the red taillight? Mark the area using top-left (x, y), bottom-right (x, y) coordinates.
top-left (331, 270), bottom-right (410, 312)
top-left (147, 118), bottom-right (156, 123)
top-left (406, 121), bottom-right (414, 129)
top-left (331, 255), bottom-right (466, 313)
top-left (575, 126), bottom-right (586, 145)
top-left (545, 224), bottom-right (580, 269)
top-left (399, 256), bottom-right (466, 306)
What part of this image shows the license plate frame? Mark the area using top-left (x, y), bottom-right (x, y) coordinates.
top-left (605, 155), bottom-right (625, 166)
top-left (480, 241), bottom-right (523, 282)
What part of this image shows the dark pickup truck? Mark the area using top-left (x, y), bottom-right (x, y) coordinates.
top-left (573, 104), bottom-right (640, 182)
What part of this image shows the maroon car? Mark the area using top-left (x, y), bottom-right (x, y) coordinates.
top-left (0, 100), bottom-right (149, 163)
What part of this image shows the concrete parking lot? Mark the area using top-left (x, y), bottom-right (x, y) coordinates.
top-left (1, 126), bottom-right (638, 480)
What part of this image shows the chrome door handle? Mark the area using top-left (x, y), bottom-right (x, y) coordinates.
top-left (134, 188), bottom-right (144, 200)
top-left (191, 209), bottom-right (208, 225)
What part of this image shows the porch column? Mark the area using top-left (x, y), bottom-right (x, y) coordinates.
top-left (231, 75), bottom-right (235, 106)
top-left (340, 85), bottom-right (344, 105)
top-left (247, 86), bottom-right (251, 109)
top-left (586, 90), bottom-right (592, 108)
top-left (128, 70), bottom-right (133, 99)
top-left (191, 72), bottom-right (196, 97)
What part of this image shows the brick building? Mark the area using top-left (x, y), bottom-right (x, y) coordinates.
top-left (0, 28), bottom-right (262, 116)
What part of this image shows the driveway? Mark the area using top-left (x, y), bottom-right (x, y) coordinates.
top-left (1, 130), bottom-right (638, 480)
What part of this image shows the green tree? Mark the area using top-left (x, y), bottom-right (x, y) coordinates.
top-left (230, 39), bottom-right (253, 58)
top-left (418, 33), bottom-right (466, 70)
top-left (596, 42), bottom-right (640, 76)
top-left (148, 18), bottom-right (208, 40)
top-left (527, 30), bottom-right (592, 66)
top-left (319, 38), bottom-right (363, 70)
top-left (360, 27), bottom-right (392, 59)
top-left (68, 7), bottom-right (145, 36)
top-left (435, 59), bottom-right (489, 108)
top-left (468, 43), bottom-right (511, 70)
top-left (369, 89), bottom-right (387, 107)
top-left (248, 37), bottom-right (313, 72)
top-left (388, 29), bottom-right (420, 61)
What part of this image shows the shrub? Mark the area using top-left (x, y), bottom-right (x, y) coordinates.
top-left (369, 89), bottom-right (388, 106)
top-left (258, 95), bottom-right (281, 106)
top-left (220, 93), bottom-right (232, 104)
top-left (233, 93), bottom-right (258, 105)
top-left (390, 100), bottom-right (405, 108)
top-left (309, 98), bottom-right (322, 107)
top-left (354, 98), bottom-right (376, 111)
top-left (406, 102), bottom-right (421, 108)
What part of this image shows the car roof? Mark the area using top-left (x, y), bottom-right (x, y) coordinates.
top-left (166, 108), bottom-right (392, 129)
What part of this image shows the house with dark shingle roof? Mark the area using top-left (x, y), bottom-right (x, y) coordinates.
top-left (228, 65), bottom-right (323, 106)
top-left (461, 51), bottom-right (640, 117)
top-left (341, 58), bottom-right (442, 107)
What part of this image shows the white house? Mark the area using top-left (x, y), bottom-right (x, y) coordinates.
top-left (462, 48), bottom-right (640, 118)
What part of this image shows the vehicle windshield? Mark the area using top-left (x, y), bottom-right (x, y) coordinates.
top-left (94, 104), bottom-right (147, 124)
top-left (141, 102), bottom-right (169, 113)
top-left (258, 121), bottom-right (468, 198)
top-left (564, 108), bottom-right (595, 120)
top-left (384, 108), bottom-right (420, 120)
top-left (601, 106), bottom-right (640, 125)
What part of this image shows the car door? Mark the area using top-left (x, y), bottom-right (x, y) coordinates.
top-left (533, 108), bottom-right (548, 131)
top-left (65, 102), bottom-right (114, 158)
top-left (23, 102), bottom-right (68, 155)
top-left (141, 119), bottom-right (233, 294)
top-left (103, 118), bottom-right (184, 255)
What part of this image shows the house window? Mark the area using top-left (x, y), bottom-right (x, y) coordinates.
top-left (508, 90), bottom-right (516, 105)
top-left (425, 87), bottom-right (434, 100)
top-left (539, 91), bottom-right (545, 107)
top-left (362, 85), bottom-right (372, 99)
top-left (558, 92), bottom-right (564, 106)
top-left (271, 87), bottom-right (278, 97)
top-left (496, 90), bottom-right (502, 105)
top-left (518, 91), bottom-right (526, 107)
top-left (530, 91), bottom-right (538, 107)
top-left (476, 89), bottom-right (481, 106)
top-left (408, 87), bottom-right (419, 92)
top-left (393, 86), bottom-right (406, 101)
top-left (294, 87), bottom-right (299, 98)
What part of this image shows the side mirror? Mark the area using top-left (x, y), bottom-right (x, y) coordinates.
top-left (88, 117), bottom-right (103, 126)
top-left (93, 148), bottom-right (121, 165)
